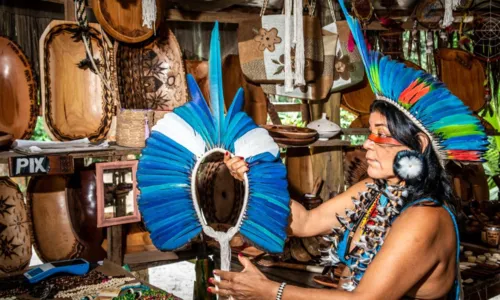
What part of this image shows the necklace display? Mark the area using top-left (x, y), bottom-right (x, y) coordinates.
top-left (322, 181), bottom-right (408, 291)
top-left (55, 276), bottom-right (135, 299)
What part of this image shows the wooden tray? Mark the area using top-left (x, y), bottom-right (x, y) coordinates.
top-left (40, 21), bottom-right (114, 141)
top-left (91, 0), bottom-right (161, 44)
top-left (435, 48), bottom-right (485, 112)
top-left (117, 28), bottom-right (187, 110)
top-left (0, 37), bottom-right (37, 140)
top-left (262, 124), bottom-right (318, 139)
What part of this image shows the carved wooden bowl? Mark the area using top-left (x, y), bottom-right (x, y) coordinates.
top-left (0, 37), bottom-right (37, 140)
top-left (40, 21), bottom-right (113, 141)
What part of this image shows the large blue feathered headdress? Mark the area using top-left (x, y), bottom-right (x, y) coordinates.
top-left (137, 22), bottom-right (291, 271)
top-left (338, 0), bottom-right (488, 167)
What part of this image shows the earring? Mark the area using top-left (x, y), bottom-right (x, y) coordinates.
top-left (393, 150), bottom-right (426, 181)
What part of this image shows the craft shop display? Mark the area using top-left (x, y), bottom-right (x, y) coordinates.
top-left (91, 0), bottom-right (161, 44)
top-left (237, 0), bottom-right (324, 85)
top-left (28, 175), bottom-right (104, 263)
top-left (137, 23), bottom-right (290, 275)
top-left (0, 37), bottom-right (37, 141)
top-left (0, 178), bottom-right (31, 277)
top-left (116, 28), bottom-right (187, 110)
top-left (222, 55), bottom-right (268, 125)
top-left (40, 21), bottom-right (114, 142)
top-left (435, 48), bottom-right (486, 112)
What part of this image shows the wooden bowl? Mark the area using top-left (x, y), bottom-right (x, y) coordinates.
top-left (273, 135), bottom-right (319, 146)
top-left (261, 125), bottom-right (319, 140)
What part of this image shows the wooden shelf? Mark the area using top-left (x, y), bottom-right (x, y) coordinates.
top-left (278, 138), bottom-right (351, 148)
top-left (0, 145), bottom-right (143, 163)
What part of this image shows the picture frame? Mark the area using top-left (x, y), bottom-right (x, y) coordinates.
top-left (96, 160), bottom-right (141, 227)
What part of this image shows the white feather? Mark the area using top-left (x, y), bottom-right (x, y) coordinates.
top-left (233, 128), bottom-right (279, 159)
top-left (397, 156), bottom-right (423, 179)
top-left (152, 113), bottom-right (206, 157)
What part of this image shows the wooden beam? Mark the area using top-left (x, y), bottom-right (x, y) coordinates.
top-left (166, 8), bottom-right (256, 23)
top-left (273, 103), bottom-right (302, 112)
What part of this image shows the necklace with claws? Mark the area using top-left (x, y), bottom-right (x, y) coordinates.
top-left (322, 181), bottom-right (408, 291)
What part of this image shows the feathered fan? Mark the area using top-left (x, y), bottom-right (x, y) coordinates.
top-left (137, 22), bottom-right (291, 272)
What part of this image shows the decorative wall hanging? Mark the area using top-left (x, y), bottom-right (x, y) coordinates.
top-left (261, 23), bottom-right (338, 101)
top-left (0, 37), bottom-right (37, 140)
top-left (330, 20), bottom-right (365, 92)
top-left (137, 22), bottom-right (290, 273)
top-left (237, 0), bottom-right (324, 84)
top-left (222, 55), bottom-right (268, 125)
top-left (116, 28), bottom-right (187, 110)
top-left (91, 0), bottom-right (161, 44)
top-left (415, 0), bottom-right (444, 29)
top-left (0, 178), bottom-right (31, 276)
top-left (40, 21), bottom-right (114, 142)
top-left (434, 48), bottom-right (486, 112)
top-left (28, 175), bottom-right (105, 263)
top-left (96, 161), bottom-right (141, 227)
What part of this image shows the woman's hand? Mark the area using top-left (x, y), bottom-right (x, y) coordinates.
top-left (224, 152), bottom-right (248, 182)
top-left (208, 254), bottom-right (280, 300)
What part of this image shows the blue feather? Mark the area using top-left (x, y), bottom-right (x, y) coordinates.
top-left (239, 226), bottom-right (284, 253)
top-left (225, 87), bottom-right (245, 129)
top-left (209, 21), bottom-right (225, 143)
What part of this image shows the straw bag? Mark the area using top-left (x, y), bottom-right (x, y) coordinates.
top-left (237, 0), bottom-right (323, 84)
top-left (328, 0), bottom-right (364, 92)
top-left (116, 109), bottom-right (154, 148)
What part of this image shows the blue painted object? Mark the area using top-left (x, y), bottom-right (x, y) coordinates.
top-left (24, 258), bottom-right (90, 284)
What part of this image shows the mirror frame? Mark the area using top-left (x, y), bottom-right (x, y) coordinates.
top-left (96, 160), bottom-right (141, 227)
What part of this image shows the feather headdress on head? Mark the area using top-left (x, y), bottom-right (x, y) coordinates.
top-left (338, 0), bottom-right (488, 167)
top-left (137, 22), bottom-right (290, 271)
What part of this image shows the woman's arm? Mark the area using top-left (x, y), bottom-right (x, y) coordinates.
top-left (289, 178), bottom-right (373, 237)
top-left (211, 205), bottom-right (449, 300)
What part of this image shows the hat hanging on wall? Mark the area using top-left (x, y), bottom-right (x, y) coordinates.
top-left (137, 22), bottom-right (291, 273)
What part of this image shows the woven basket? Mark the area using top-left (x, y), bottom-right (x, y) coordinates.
top-left (116, 109), bottom-right (154, 147)
top-left (153, 110), bottom-right (169, 126)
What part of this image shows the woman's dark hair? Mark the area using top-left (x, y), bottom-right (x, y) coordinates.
top-left (370, 100), bottom-right (456, 209)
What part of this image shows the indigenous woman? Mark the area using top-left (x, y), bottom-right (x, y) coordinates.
top-left (208, 1), bottom-right (488, 299)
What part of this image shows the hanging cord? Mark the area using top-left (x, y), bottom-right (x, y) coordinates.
top-left (294, 0), bottom-right (305, 87)
top-left (142, 0), bottom-right (157, 33)
top-left (73, 0), bottom-right (112, 92)
top-left (327, 0), bottom-right (337, 23)
top-left (260, 0), bottom-right (269, 16)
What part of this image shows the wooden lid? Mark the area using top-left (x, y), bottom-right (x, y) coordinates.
top-left (92, 0), bottom-right (161, 44)
top-left (0, 37), bottom-right (37, 140)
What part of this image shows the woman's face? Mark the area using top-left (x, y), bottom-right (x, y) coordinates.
top-left (363, 111), bottom-right (410, 183)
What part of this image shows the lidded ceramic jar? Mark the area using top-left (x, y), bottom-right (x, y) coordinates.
top-left (307, 113), bottom-right (341, 141)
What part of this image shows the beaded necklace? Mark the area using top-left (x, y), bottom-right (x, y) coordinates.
top-left (322, 181), bottom-right (407, 291)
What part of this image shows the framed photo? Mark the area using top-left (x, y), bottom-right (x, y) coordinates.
top-left (96, 160), bottom-right (141, 227)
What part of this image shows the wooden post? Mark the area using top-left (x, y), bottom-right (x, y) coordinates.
top-left (310, 93), bottom-right (344, 201)
top-left (64, 0), bottom-right (75, 21)
top-left (107, 225), bottom-right (124, 266)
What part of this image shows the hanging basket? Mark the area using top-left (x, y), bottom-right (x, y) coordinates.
top-left (116, 109), bottom-right (154, 148)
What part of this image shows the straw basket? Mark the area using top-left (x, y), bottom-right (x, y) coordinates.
top-left (116, 109), bottom-right (154, 147)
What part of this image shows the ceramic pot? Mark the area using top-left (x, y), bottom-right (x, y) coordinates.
top-left (307, 113), bottom-right (341, 141)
